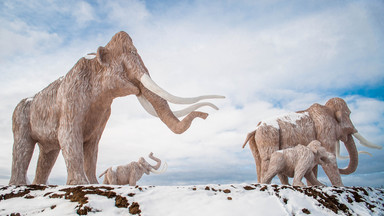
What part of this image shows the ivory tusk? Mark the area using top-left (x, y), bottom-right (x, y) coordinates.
top-left (353, 133), bottom-right (382, 149)
top-left (140, 73), bottom-right (225, 104)
top-left (358, 151), bottom-right (373, 157)
top-left (138, 96), bottom-right (219, 118)
top-left (84, 53), bottom-right (96, 59)
top-left (336, 140), bottom-right (373, 159)
top-left (137, 95), bottom-right (157, 117)
top-left (150, 162), bottom-right (168, 174)
top-left (335, 141), bottom-right (349, 159)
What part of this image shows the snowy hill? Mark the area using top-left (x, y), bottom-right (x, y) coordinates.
top-left (1, 183), bottom-right (383, 216)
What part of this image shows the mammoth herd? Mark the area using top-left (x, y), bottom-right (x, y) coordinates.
top-left (9, 31), bottom-right (381, 187)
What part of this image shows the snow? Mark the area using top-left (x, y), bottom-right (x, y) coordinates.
top-left (111, 165), bottom-right (118, 172)
top-left (257, 112), bottom-right (309, 130)
top-left (84, 53), bottom-right (96, 59)
top-left (1, 183), bottom-right (383, 216)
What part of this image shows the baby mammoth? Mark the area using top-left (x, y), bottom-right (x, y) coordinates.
top-left (262, 140), bottom-right (337, 187)
top-left (99, 152), bottom-right (167, 186)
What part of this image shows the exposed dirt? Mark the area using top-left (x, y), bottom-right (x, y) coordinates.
top-left (1, 184), bottom-right (383, 215)
top-left (0, 185), bottom-right (47, 201)
top-left (302, 208), bottom-right (310, 214)
top-left (243, 186), bottom-right (256, 190)
top-left (129, 202), bottom-right (141, 215)
top-left (223, 189), bottom-right (231, 194)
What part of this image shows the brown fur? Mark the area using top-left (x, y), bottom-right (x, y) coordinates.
top-left (243, 97), bottom-right (358, 186)
top-left (99, 153), bottom-right (162, 186)
top-left (9, 31), bottom-right (213, 185)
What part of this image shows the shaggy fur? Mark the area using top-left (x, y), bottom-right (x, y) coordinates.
top-left (9, 31), bottom-right (219, 185)
top-left (99, 153), bottom-right (162, 186)
top-left (243, 97), bottom-right (358, 187)
top-left (262, 140), bottom-right (337, 186)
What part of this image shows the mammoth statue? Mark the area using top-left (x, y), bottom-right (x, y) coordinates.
top-left (243, 97), bottom-right (381, 186)
top-left (262, 140), bottom-right (337, 187)
top-left (99, 152), bottom-right (167, 186)
top-left (9, 31), bottom-right (224, 185)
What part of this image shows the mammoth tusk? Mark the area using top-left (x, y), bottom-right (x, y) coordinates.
top-left (150, 162), bottom-right (168, 174)
top-left (336, 141), bottom-right (349, 159)
top-left (138, 96), bottom-right (219, 118)
top-left (173, 102), bottom-right (219, 117)
top-left (84, 52), bottom-right (96, 59)
top-left (336, 140), bottom-right (373, 159)
top-left (353, 133), bottom-right (382, 149)
top-left (140, 73), bottom-right (225, 104)
top-left (137, 95), bottom-right (157, 117)
top-left (358, 151), bottom-right (373, 157)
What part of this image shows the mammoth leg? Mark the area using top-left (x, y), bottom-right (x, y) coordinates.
top-left (129, 173), bottom-right (138, 186)
top-left (9, 101), bottom-right (36, 185)
top-left (305, 171), bottom-right (324, 186)
top-left (9, 136), bottom-right (36, 185)
top-left (322, 161), bottom-right (343, 186)
top-left (255, 126), bottom-right (279, 182)
top-left (33, 146), bottom-right (60, 184)
top-left (59, 121), bottom-right (89, 185)
top-left (306, 165), bottom-right (318, 186)
top-left (278, 174), bottom-right (289, 185)
top-left (292, 163), bottom-right (307, 187)
top-left (84, 109), bottom-right (110, 184)
top-left (262, 155), bottom-right (283, 184)
top-left (83, 140), bottom-right (99, 184)
top-left (102, 170), bottom-right (111, 184)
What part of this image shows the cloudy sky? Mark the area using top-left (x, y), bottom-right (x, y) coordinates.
top-left (0, 0), bottom-right (383, 187)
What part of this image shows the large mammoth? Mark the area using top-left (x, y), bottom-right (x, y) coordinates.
top-left (9, 31), bottom-right (224, 185)
top-left (243, 97), bottom-right (381, 186)
top-left (99, 152), bottom-right (166, 186)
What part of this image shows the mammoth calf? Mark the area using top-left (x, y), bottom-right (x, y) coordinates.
top-left (99, 153), bottom-right (167, 186)
top-left (9, 31), bottom-right (224, 185)
top-left (262, 140), bottom-right (337, 186)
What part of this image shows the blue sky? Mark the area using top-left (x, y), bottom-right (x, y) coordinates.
top-left (0, 0), bottom-right (383, 187)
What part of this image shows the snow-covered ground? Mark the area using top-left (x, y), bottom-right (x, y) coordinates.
top-left (1, 183), bottom-right (383, 216)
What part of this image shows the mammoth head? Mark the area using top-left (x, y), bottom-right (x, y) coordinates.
top-left (325, 97), bottom-right (357, 142)
top-left (138, 157), bottom-right (152, 175)
top-left (92, 31), bottom-right (224, 134)
top-left (308, 140), bottom-right (335, 165)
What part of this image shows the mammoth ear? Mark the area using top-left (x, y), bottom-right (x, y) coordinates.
top-left (96, 46), bottom-right (109, 66)
top-left (335, 110), bottom-right (342, 123)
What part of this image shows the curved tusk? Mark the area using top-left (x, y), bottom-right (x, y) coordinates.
top-left (358, 151), bottom-right (373, 157)
top-left (138, 96), bottom-right (219, 118)
top-left (336, 141), bottom-right (349, 159)
top-left (172, 102), bottom-right (219, 117)
top-left (353, 133), bottom-right (382, 149)
top-left (150, 162), bottom-right (168, 174)
top-left (336, 140), bottom-right (373, 159)
top-left (84, 52), bottom-right (96, 59)
top-left (138, 95), bottom-right (157, 117)
top-left (140, 73), bottom-right (225, 104)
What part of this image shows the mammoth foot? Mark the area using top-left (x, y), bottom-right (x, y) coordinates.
top-left (66, 176), bottom-right (89, 185)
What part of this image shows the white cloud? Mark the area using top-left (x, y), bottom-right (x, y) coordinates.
top-left (0, 0), bottom-right (383, 186)
top-left (72, 1), bottom-right (95, 25)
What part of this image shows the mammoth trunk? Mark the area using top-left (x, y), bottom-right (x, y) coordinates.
top-left (339, 134), bottom-right (359, 175)
top-left (149, 154), bottom-right (161, 170)
top-left (139, 84), bottom-right (208, 134)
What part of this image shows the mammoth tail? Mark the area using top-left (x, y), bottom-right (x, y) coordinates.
top-left (98, 169), bottom-right (108, 178)
top-left (242, 130), bottom-right (262, 183)
top-left (242, 130), bottom-right (256, 148)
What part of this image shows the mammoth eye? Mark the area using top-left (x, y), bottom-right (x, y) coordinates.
top-left (130, 50), bottom-right (136, 55)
